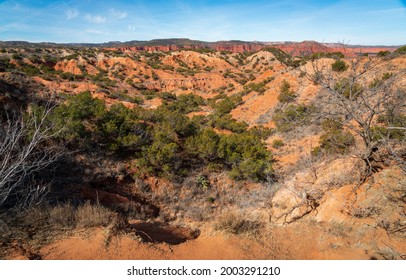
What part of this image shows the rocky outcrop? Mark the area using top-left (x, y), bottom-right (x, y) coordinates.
top-left (54, 59), bottom-right (82, 75)
top-left (111, 43), bottom-right (265, 53)
top-left (144, 76), bottom-right (224, 91)
top-left (273, 41), bottom-right (333, 56)
top-left (110, 40), bottom-right (397, 57)
top-left (212, 43), bottom-right (263, 53)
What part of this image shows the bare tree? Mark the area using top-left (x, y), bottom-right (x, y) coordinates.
top-left (303, 50), bottom-right (406, 176)
top-left (0, 103), bottom-right (63, 211)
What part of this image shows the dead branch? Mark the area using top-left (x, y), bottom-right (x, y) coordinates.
top-left (301, 46), bottom-right (405, 177)
top-left (0, 103), bottom-right (63, 211)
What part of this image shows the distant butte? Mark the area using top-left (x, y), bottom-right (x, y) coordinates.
top-left (0, 38), bottom-right (399, 56)
top-left (105, 39), bottom-right (398, 56)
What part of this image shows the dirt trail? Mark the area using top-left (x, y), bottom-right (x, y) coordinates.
top-left (36, 227), bottom-right (274, 260)
top-left (11, 221), bottom-right (375, 260)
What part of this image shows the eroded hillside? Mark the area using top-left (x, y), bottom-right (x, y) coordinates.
top-left (0, 45), bottom-right (405, 260)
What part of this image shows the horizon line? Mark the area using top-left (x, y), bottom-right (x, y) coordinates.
top-left (0, 38), bottom-right (403, 47)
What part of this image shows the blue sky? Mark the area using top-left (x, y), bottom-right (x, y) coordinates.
top-left (0, 0), bottom-right (405, 45)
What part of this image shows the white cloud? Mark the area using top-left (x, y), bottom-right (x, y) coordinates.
top-left (84, 14), bottom-right (106, 24)
top-left (85, 29), bottom-right (110, 35)
top-left (366, 7), bottom-right (406, 15)
top-left (128, 25), bottom-right (136, 32)
top-left (66, 8), bottom-right (79, 20)
top-left (110, 8), bottom-right (128, 19)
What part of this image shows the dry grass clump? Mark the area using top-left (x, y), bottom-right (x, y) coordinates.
top-left (47, 201), bottom-right (117, 229)
top-left (213, 212), bottom-right (262, 237)
top-left (0, 200), bottom-right (127, 258)
top-left (328, 220), bottom-right (353, 237)
top-left (21, 206), bottom-right (50, 228)
top-left (49, 203), bottom-right (76, 228)
top-left (75, 201), bottom-right (115, 228)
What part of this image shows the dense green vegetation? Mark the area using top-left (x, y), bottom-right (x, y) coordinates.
top-left (47, 91), bottom-right (273, 181)
top-left (394, 45), bottom-right (406, 55)
top-left (3, 46), bottom-right (403, 185)
top-left (165, 93), bottom-right (205, 113)
top-left (377, 50), bottom-right (390, 57)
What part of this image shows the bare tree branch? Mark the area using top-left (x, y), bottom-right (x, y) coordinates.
top-left (0, 103), bottom-right (63, 211)
top-left (301, 48), bottom-right (406, 176)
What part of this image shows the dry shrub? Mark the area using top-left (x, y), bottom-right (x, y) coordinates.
top-left (49, 203), bottom-right (76, 228)
top-left (184, 206), bottom-right (205, 222)
top-left (19, 202), bottom-right (119, 230)
top-left (0, 216), bottom-right (12, 243)
top-left (349, 206), bottom-right (380, 219)
top-left (48, 201), bottom-right (124, 229)
top-left (75, 201), bottom-right (115, 228)
top-left (1, 201), bottom-right (127, 258)
top-left (213, 212), bottom-right (261, 236)
top-left (20, 206), bottom-right (50, 228)
top-left (328, 220), bottom-right (352, 237)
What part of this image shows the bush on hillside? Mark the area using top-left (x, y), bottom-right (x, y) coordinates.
top-left (377, 50), bottom-right (390, 57)
top-left (312, 119), bottom-right (355, 155)
top-left (166, 93), bottom-right (205, 114)
top-left (333, 78), bottom-right (364, 99)
top-left (185, 129), bottom-right (220, 162)
top-left (217, 133), bottom-right (273, 181)
top-left (277, 80), bottom-right (296, 103)
top-left (140, 123), bottom-right (180, 177)
top-left (208, 114), bottom-right (248, 133)
top-left (394, 45), bottom-right (406, 55)
top-left (51, 91), bottom-right (107, 145)
top-left (331, 60), bottom-right (348, 72)
top-left (272, 104), bottom-right (313, 132)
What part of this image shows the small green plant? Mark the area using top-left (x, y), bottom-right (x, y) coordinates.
top-left (271, 139), bottom-right (284, 148)
top-left (312, 119), bottom-right (355, 155)
top-left (125, 78), bottom-right (134, 86)
top-left (331, 60), bottom-right (348, 72)
top-left (277, 80), bottom-right (296, 103)
top-left (152, 71), bottom-right (159, 80)
top-left (197, 175), bottom-right (210, 190)
top-left (382, 72), bottom-right (392, 80)
top-left (207, 197), bottom-right (215, 203)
